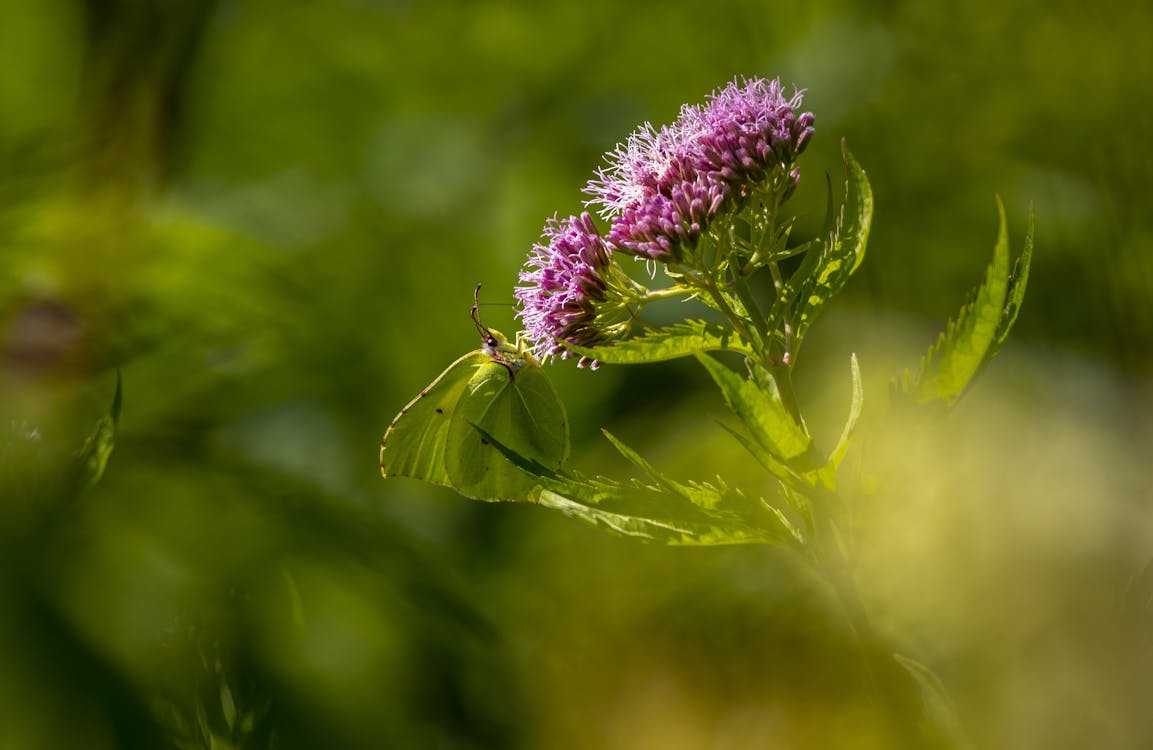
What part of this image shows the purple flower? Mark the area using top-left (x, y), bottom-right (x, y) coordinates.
top-left (690, 77), bottom-right (813, 192)
top-left (604, 173), bottom-right (728, 261)
top-left (583, 77), bottom-right (814, 262)
top-left (515, 212), bottom-right (629, 362)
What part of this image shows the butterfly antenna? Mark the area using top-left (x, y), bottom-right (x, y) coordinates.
top-left (470, 283), bottom-right (490, 339)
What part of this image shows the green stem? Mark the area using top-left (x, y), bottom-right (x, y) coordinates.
top-left (732, 274), bottom-right (771, 346)
top-left (805, 492), bottom-right (954, 749)
top-left (744, 192), bottom-right (780, 272)
top-left (703, 271), bottom-right (763, 357)
top-left (768, 261), bottom-right (794, 365)
top-left (671, 261), bottom-right (763, 357)
top-left (638, 285), bottom-right (692, 303)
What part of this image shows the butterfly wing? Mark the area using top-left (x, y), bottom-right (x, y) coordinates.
top-left (445, 361), bottom-right (569, 501)
top-left (380, 351), bottom-right (488, 486)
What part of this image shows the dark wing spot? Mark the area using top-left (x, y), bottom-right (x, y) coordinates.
top-left (480, 438), bottom-right (489, 445)
top-left (434, 407), bottom-right (444, 414)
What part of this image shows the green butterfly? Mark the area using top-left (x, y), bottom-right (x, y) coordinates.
top-left (379, 288), bottom-right (569, 501)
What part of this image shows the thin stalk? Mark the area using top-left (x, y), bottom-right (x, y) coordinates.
top-left (638, 286), bottom-right (692, 303)
top-left (804, 492), bottom-right (952, 750)
top-left (701, 270), bottom-right (764, 357)
top-left (769, 360), bottom-right (804, 427)
top-left (664, 261), bottom-right (756, 351)
top-left (768, 261), bottom-right (794, 365)
top-left (732, 274), bottom-right (771, 346)
top-left (744, 192), bottom-right (781, 271)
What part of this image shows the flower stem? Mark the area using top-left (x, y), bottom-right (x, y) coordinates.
top-left (768, 261), bottom-right (794, 365)
top-left (638, 285), bottom-right (692, 303)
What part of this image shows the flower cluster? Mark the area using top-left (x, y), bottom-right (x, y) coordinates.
top-left (515, 212), bottom-right (632, 364)
top-left (516, 77), bottom-right (814, 361)
top-left (585, 77), bottom-right (813, 261)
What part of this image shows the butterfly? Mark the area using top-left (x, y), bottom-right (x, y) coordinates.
top-left (379, 286), bottom-right (569, 501)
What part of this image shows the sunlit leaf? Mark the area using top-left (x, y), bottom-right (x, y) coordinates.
top-left (537, 488), bottom-right (783, 546)
top-left (565, 319), bottom-right (753, 364)
top-left (694, 353), bottom-right (811, 461)
top-left (777, 143), bottom-right (873, 352)
top-left (817, 354), bottom-right (863, 489)
top-left (472, 425), bottom-right (801, 546)
top-left (990, 203), bottom-right (1035, 354)
top-left (898, 197), bottom-right (1032, 406)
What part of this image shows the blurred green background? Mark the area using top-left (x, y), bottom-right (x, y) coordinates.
top-left (2, 0), bottom-right (1152, 748)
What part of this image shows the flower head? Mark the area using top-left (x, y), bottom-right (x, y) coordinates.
top-left (689, 77), bottom-right (814, 195)
top-left (583, 77), bottom-right (813, 262)
top-left (515, 212), bottom-right (634, 363)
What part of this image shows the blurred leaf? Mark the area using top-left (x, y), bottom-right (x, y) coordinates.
top-left (69, 370), bottom-right (122, 494)
top-left (817, 353), bottom-right (863, 489)
top-left (897, 197), bottom-right (1033, 406)
top-left (894, 653), bottom-right (972, 750)
top-left (565, 319), bottom-right (753, 364)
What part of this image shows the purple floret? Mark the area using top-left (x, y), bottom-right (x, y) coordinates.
top-left (583, 76), bottom-right (814, 262)
top-left (515, 212), bottom-right (617, 361)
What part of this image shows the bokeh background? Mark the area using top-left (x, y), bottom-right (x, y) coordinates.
top-left (2, 0), bottom-right (1152, 748)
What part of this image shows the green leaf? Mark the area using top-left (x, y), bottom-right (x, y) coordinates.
top-left (894, 654), bottom-right (972, 749)
top-left (472, 425), bottom-right (802, 545)
top-left (537, 488), bottom-right (783, 546)
top-left (600, 429), bottom-right (795, 524)
top-left (694, 353), bottom-right (811, 461)
top-left (817, 354), bottom-right (863, 488)
top-left (778, 142), bottom-right (873, 351)
top-left (990, 203), bottom-right (1034, 354)
top-left (72, 370), bottom-right (121, 492)
top-left (899, 196), bottom-right (1032, 406)
top-left (565, 319), bottom-right (753, 364)
top-left (714, 421), bottom-right (812, 495)
top-left (538, 469), bottom-right (798, 546)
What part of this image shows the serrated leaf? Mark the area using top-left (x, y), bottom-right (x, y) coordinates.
top-left (990, 203), bottom-right (1034, 353)
top-left (600, 428), bottom-right (791, 523)
top-left (695, 353), bottom-right (811, 461)
top-left (902, 196), bottom-right (1030, 406)
top-left (472, 423), bottom-right (801, 545)
top-left (565, 319), bottom-right (752, 364)
top-left (714, 421), bottom-right (812, 495)
top-left (779, 143), bottom-right (873, 350)
top-left (536, 468), bottom-right (799, 546)
top-left (537, 489), bottom-right (783, 545)
top-left (601, 428), bottom-right (706, 502)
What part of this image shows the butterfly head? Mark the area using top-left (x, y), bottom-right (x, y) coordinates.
top-left (470, 284), bottom-right (536, 373)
